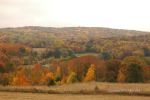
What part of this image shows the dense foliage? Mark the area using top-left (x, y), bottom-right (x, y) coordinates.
top-left (0, 27), bottom-right (150, 86)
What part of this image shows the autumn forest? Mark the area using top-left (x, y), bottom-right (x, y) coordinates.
top-left (0, 27), bottom-right (150, 86)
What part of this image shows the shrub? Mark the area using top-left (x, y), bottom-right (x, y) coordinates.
top-left (47, 78), bottom-right (55, 86)
top-left (55, 74), bottom-right (61, 82)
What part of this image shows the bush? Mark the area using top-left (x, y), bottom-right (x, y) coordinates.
top-left (55, 74), bottom-right (61, 82)
top-left (47, 78), bottom-right (55, 86)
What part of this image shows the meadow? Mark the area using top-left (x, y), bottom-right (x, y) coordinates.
top-left (0, 82), bottom-right (149, 96)
top-left (0, 92), bottom-right (150, 100)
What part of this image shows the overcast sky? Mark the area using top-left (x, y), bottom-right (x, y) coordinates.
top-left (0, 0), bottom-right (150, 31)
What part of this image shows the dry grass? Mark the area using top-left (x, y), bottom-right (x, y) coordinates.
top-left (32, 48), bottom-right (47, 54)
top-left (0, 92), bottom-right (150, 100)
top-left (0, 82), bottom-right (150, 96)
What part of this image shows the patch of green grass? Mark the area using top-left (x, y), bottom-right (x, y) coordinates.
top-left (76, 53), bottom-right (99, 57)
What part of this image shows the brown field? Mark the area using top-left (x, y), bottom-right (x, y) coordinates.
top-left (0, 82), bottom-right (150, 100)
top-left (1, 82), bottom-right (150, 93)
top-left (48, 82), bottom-right (150, 92)
top-left (0, 92), bottom-right (150, 100)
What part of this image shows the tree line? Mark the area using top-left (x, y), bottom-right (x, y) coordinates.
top-left (0, 55), bottom-right (150, 86)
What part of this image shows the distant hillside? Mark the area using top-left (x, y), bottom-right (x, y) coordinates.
top-left (0, 26), bottom-right (150, 47)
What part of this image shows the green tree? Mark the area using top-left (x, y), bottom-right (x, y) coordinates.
top-left (54, 48), bottom-right (61, 58)
top-left (143, 47), bottom-right (150, 56)
top-left (68, 49), bottom-right (76, 58)
top-left (117, 56), bottom-right (145, 83)
top-left (19, 47), bottom-right (26, 56)
top-left (100, 52), bottom-right (112, 60)
top-left (5, 62), bottom-right (14, 73)
top-left (126, 63), bottom-right (144, 83)
top-left (86, 40), bottom-right (96, 52)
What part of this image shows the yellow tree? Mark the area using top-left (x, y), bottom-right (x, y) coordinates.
top-left (46, 72), bottom-right (54, 80)
top-left (40, 69), bottom-right (55, 86)
top-left (84, 64), bottom-right (96, 81)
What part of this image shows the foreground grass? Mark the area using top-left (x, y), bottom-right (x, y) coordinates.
top-left (0, 82), bottom-right (150, 96)
top-left (0, 92), bottom-right (150, 100)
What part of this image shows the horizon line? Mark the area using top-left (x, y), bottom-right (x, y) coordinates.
top-left (0, 25), bottom-right (150, 33)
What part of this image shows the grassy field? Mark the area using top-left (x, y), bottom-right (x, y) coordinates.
top-left (0, 92), bottom-right (150, 100)
top-left (76, 53), bottom-right (99, 57)
top-left (0, 82), bottom-right (150, 96)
